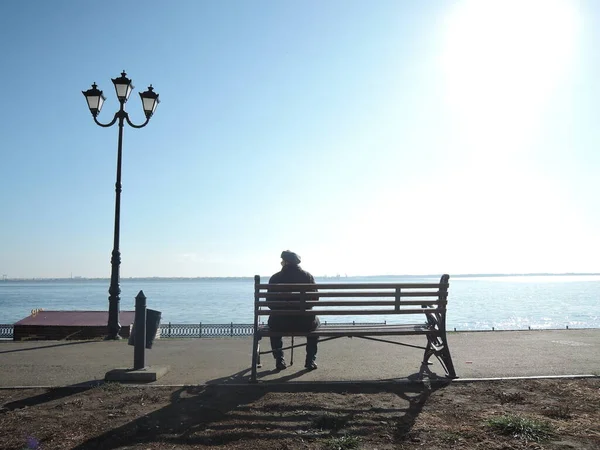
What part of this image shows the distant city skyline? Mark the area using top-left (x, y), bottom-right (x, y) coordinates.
top-left (1, 0), bottom-right (598, 278)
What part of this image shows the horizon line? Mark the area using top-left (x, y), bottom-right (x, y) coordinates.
top-left (2, 272), bottom-right (599, 281)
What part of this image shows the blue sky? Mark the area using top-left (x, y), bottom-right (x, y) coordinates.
top-left (1, 0), bottom-right (598, 278)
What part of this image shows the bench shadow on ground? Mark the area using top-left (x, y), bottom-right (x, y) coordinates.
top-left (72, 365), bottom-right (451, 450)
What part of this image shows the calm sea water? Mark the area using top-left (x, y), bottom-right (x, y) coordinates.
top-left (0, 275), bottom-right (598, 331)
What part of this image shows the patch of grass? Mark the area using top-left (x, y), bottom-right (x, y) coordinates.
top-left (322, 435), bottom-right (360, 450)
top-left (486, 414), bottom-right (553, 442)
top-left (311, 413), bottom-right (350, 431)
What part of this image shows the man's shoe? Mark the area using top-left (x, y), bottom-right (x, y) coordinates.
top-left (304, 360), bottom-right (318, 370)
top-left (276, 358), bottom-right (287, 370)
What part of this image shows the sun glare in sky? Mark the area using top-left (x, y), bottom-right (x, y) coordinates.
top-left (296, 0), bottom-right (596, 277)
top-left (442, 0), bottom-right (579, 162)
top-left (331, 0), bottom-right (590, 276)
top-left (427, 0), bottom-right (585, 273)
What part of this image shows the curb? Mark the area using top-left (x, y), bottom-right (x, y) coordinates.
top-left (1, 374), bottom-right (598, 390)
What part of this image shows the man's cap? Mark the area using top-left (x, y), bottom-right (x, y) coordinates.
top-left (281, 250), bottom-right (301, 265)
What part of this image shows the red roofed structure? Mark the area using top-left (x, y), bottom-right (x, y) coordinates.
top-left (13, 310), bottom-right (135, 341)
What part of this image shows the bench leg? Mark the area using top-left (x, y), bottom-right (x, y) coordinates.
top-left (250, 334), bottom-right (260, 383)
top-left (437, 330), bottom-right (457, 379)
top-left (438, 339), bottom-right (457, 379)
top-left (422, 339), bottom-right (434, 366)
top-left (257, 341), bottom-right (262, 368)
top-left (423, 333), bottom-right (457, 379)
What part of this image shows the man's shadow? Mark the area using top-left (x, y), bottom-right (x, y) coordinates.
top-left (70, 364), bottom-right (452, 450)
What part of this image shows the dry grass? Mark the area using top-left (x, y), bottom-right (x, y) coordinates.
top-left (0, 378), bottom-right (598, 449)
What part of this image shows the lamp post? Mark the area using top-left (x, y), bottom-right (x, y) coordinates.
top-left (82, 71), bottom-right (160, 340)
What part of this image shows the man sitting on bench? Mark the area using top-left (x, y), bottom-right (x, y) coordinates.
top-left (268, 250), bottom-right (320, 371)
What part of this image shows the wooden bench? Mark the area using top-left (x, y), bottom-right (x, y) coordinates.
top-left (250, 274), bottom-right (456, 382)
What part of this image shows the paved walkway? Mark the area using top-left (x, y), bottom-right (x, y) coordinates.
top-left (0, 329), bottom-right (598, 387)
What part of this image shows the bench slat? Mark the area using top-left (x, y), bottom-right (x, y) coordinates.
top-left (258, 291), bottom-right (441, 298)
top-left (257, 324), bottom-right (432, 337)
top-left (257, 300), bottom-right (440, 307)
top-left (260, 308), bottom-right (441, 316)
top-left (257, 283), bottom-right (448, 290)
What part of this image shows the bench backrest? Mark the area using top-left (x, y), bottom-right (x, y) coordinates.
top-left (253, 274), bottom-right (449, 323)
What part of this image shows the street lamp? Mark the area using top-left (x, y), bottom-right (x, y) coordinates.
top-left (82, 71), bottom-right (160, 340)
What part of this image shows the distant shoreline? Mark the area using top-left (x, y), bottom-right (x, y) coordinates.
top-left (1, 273), bottom-right (599, 282)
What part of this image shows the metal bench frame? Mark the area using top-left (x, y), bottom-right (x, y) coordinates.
top-left (250, 274), bottom-right (456, 382)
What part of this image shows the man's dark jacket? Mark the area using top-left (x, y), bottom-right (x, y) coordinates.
top-left (267, 264), bottom-right (320, 332)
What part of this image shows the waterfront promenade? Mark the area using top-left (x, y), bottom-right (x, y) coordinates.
top-left (0, 329), bottom-right (598, 387)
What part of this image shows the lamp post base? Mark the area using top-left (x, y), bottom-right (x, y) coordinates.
top-left (105, 365), bottom-right (170, 383)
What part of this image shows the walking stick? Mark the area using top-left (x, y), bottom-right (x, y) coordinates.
top-left (290, 336), bottom-right (294, 366)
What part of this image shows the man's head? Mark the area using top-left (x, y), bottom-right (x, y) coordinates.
top-left (281, 250), bottom-right (301, 266)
